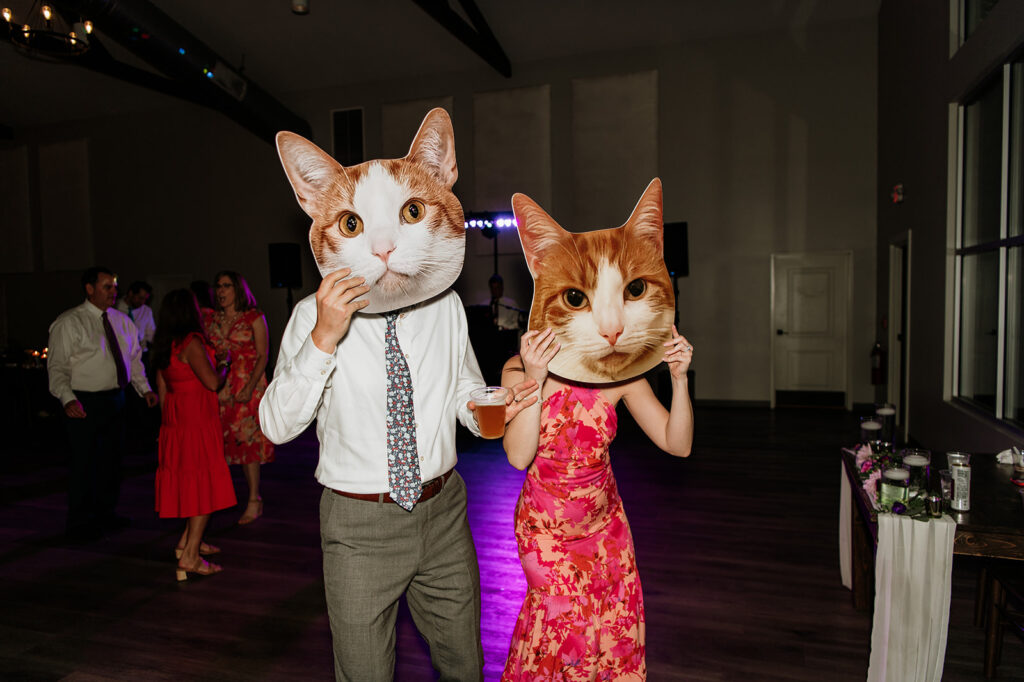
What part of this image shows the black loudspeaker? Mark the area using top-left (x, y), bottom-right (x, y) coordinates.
top-left (663, 222), bottom-right (689, 277)
top-left (268, 243), bottom-right (302, 289)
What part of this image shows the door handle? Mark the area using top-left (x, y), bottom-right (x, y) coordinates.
top-left (776, 329), bottom-right (786, 335)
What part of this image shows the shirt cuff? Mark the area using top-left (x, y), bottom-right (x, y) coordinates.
top-left (293, 334), bottom-right (338, 381)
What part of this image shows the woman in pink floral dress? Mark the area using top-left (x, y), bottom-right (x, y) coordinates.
top-left (204, 271), bottom-right (274, 525)
top-left (499, 326), bottom-right (694, 680)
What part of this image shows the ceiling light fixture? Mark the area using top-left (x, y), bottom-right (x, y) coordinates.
top-left (2, 0), bottom-right (92, 61)
top-left (290, 0), bottom-right (309, 15)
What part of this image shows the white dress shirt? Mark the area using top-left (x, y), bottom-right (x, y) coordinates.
top-left (47, 300), bottom-right (153, 406)
top-left (116, 300), bottom-right (156, 349)
top-left (260, 289), bottom-right (485, 493)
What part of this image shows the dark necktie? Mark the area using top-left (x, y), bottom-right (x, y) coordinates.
top-left (102, 311), bottom-right (129, 389)
top-left (384, 312), bottom-right (421, 511)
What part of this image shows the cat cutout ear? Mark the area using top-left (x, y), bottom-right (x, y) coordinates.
top-left (512, 193), bottom-right (577, 275)
top-left (276, 131), bottom-right (347, 219)
top-left (406, 108), bottom-right (458, 189)
top-left (624, 178), bottom-right (665, 251)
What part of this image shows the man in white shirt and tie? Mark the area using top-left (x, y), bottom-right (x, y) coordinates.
top-left (263, 108), bottom-right (538, 681)
top-left (47, 266), bottom-right (158, 540)
top-left (116, 280), bottom-right (156, 352)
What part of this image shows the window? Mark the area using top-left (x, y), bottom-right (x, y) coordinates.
top-left (962, 0), bottom-right (1000, 42)
top-left (954, 57), bottom-right (1024, 427)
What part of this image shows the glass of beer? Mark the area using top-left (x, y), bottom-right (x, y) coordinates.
top-left (471, 386), bottom-right (509, 439)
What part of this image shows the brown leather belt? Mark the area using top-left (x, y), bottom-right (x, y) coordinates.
top-left (330, 469), bottom-right (454, 505)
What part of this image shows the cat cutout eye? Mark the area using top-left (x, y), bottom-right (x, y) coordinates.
top-left (513, 178), bottom-right (675, 384)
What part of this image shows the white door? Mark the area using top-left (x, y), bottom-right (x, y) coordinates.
top-left (770, 252), bottom-right (852, 408)
top-left (888, 240), bottom-right (909, 442)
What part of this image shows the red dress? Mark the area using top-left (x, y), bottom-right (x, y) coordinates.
top-left (203, 308), bottom-right (275, 465)
top-left (155, 334), bottom-right (237, 518)
top-left (503, 384), bottom-right (646, 680)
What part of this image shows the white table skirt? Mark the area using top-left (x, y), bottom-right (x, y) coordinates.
top-left (840, 464), bottom-right (956, 682)
top-left (868, 513), bottom-right (955, 682)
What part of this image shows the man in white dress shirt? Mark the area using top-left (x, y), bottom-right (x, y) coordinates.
top-left (48, 266), bottom-right (158, 539)
top-left (115, 281), bottom-right (156, 351)
top-left (263, 109), bottom-right (538, 681)
top-left (116, 280), bottom-right (158, 448)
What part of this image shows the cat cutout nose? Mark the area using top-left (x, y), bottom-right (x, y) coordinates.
top-left (374, 246), bottom-right (396, 266)
top-left (601, 329), bottom-right (623, 346)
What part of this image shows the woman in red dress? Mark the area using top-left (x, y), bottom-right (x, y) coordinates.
top-left (152, 290), bottom-right (237, 580)
top-left (204, 271), bottom-right (275, 525)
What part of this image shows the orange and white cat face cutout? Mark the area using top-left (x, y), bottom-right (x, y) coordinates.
top-left (275, 108), bottom-right (465, 313)
top-left (513, 178), bottom-right (675, 384)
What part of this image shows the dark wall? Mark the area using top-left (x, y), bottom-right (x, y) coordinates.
top-left (877, 0), bottom-right (1024, 451)
top-left (1, 104), bottom-right (316, 356)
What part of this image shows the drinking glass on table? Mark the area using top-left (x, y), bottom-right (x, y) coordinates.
top-left (880, 467), bottom-right (910, 506)
top-left (875, 403), bottom-right (896, 444)
top-left (900, 448), bottom-right (931, 499)
top-left (860, 416), bottom-right (883, 444)
top-left (471, 386), bottom-right (509, 439)
top-left (939, 469), bottom-right (953, 510)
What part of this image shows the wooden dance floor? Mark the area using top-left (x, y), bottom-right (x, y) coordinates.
top-left (1, 406), bottom-right (1021, 680)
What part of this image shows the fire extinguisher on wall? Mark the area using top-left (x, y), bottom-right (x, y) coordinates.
top-left (871, 343), bottom-right (887, 385)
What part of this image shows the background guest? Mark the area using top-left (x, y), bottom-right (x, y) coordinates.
top-left (204, 270), bottom-right (274, 525)
top-left (151, 289), bottom-right (236, 580)
top-left (480, 273), bottom-right (522, 333)
top-left (474, 273), bottom-right (523, 385)
top-left (116, 281), bottom-right (155, 352)
top-left (47, 266), bottom-right (158, 540)
top-left (117, 280), bottom-right (159, 450)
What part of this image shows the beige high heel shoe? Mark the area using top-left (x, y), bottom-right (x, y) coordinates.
top-left (175, 558), bottom-right (222, 582)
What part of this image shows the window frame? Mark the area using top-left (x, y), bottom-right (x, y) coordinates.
top-left (952, 60), bottom-right (1024, 426)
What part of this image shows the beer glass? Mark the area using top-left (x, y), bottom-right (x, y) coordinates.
top-left (471, 386), bottom-right (509, 439)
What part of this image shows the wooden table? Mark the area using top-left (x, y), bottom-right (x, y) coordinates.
top-left (843, 449), bottom-right (1024, 608)
top-left (842, 448), bottom-right (1024, 678)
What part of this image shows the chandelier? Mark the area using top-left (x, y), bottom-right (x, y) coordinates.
top-left (3, 1), bottom-right (93, 61)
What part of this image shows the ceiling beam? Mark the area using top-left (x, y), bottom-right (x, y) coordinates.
top-left (45, 0), bottom-right (311, 142)
top-left (411, 0), bottom-right (511, 78)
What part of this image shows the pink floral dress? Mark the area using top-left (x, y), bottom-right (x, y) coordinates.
top-left (203, 308), bottom-right (275, 465)
top-left (502, 384), bottom-right (646, 681)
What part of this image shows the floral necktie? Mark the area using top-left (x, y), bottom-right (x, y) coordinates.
top-left (384, 312), bottom-right (421, 511)
top-left (102, 311), bottom-right (129, 389)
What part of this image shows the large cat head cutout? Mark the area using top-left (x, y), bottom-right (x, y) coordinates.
top-left (513, 179), bottom-right (675, 384)
top-left (276, 108), bottom-right (465, 313)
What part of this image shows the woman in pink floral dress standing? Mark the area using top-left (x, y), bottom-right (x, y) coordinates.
top-left (499, 326), bottom-right (694, 680)
top-left (204, 270), bottom-right (274, 525)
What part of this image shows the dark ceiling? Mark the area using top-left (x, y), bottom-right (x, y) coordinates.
top-left (0, 0), bottom-right (879, 133)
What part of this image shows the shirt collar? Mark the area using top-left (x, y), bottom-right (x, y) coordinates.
top-left (84, 300), bottom-right (109, 316)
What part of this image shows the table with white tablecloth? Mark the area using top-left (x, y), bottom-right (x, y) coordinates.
top-left (839, 451), bottom-right (957, 682)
